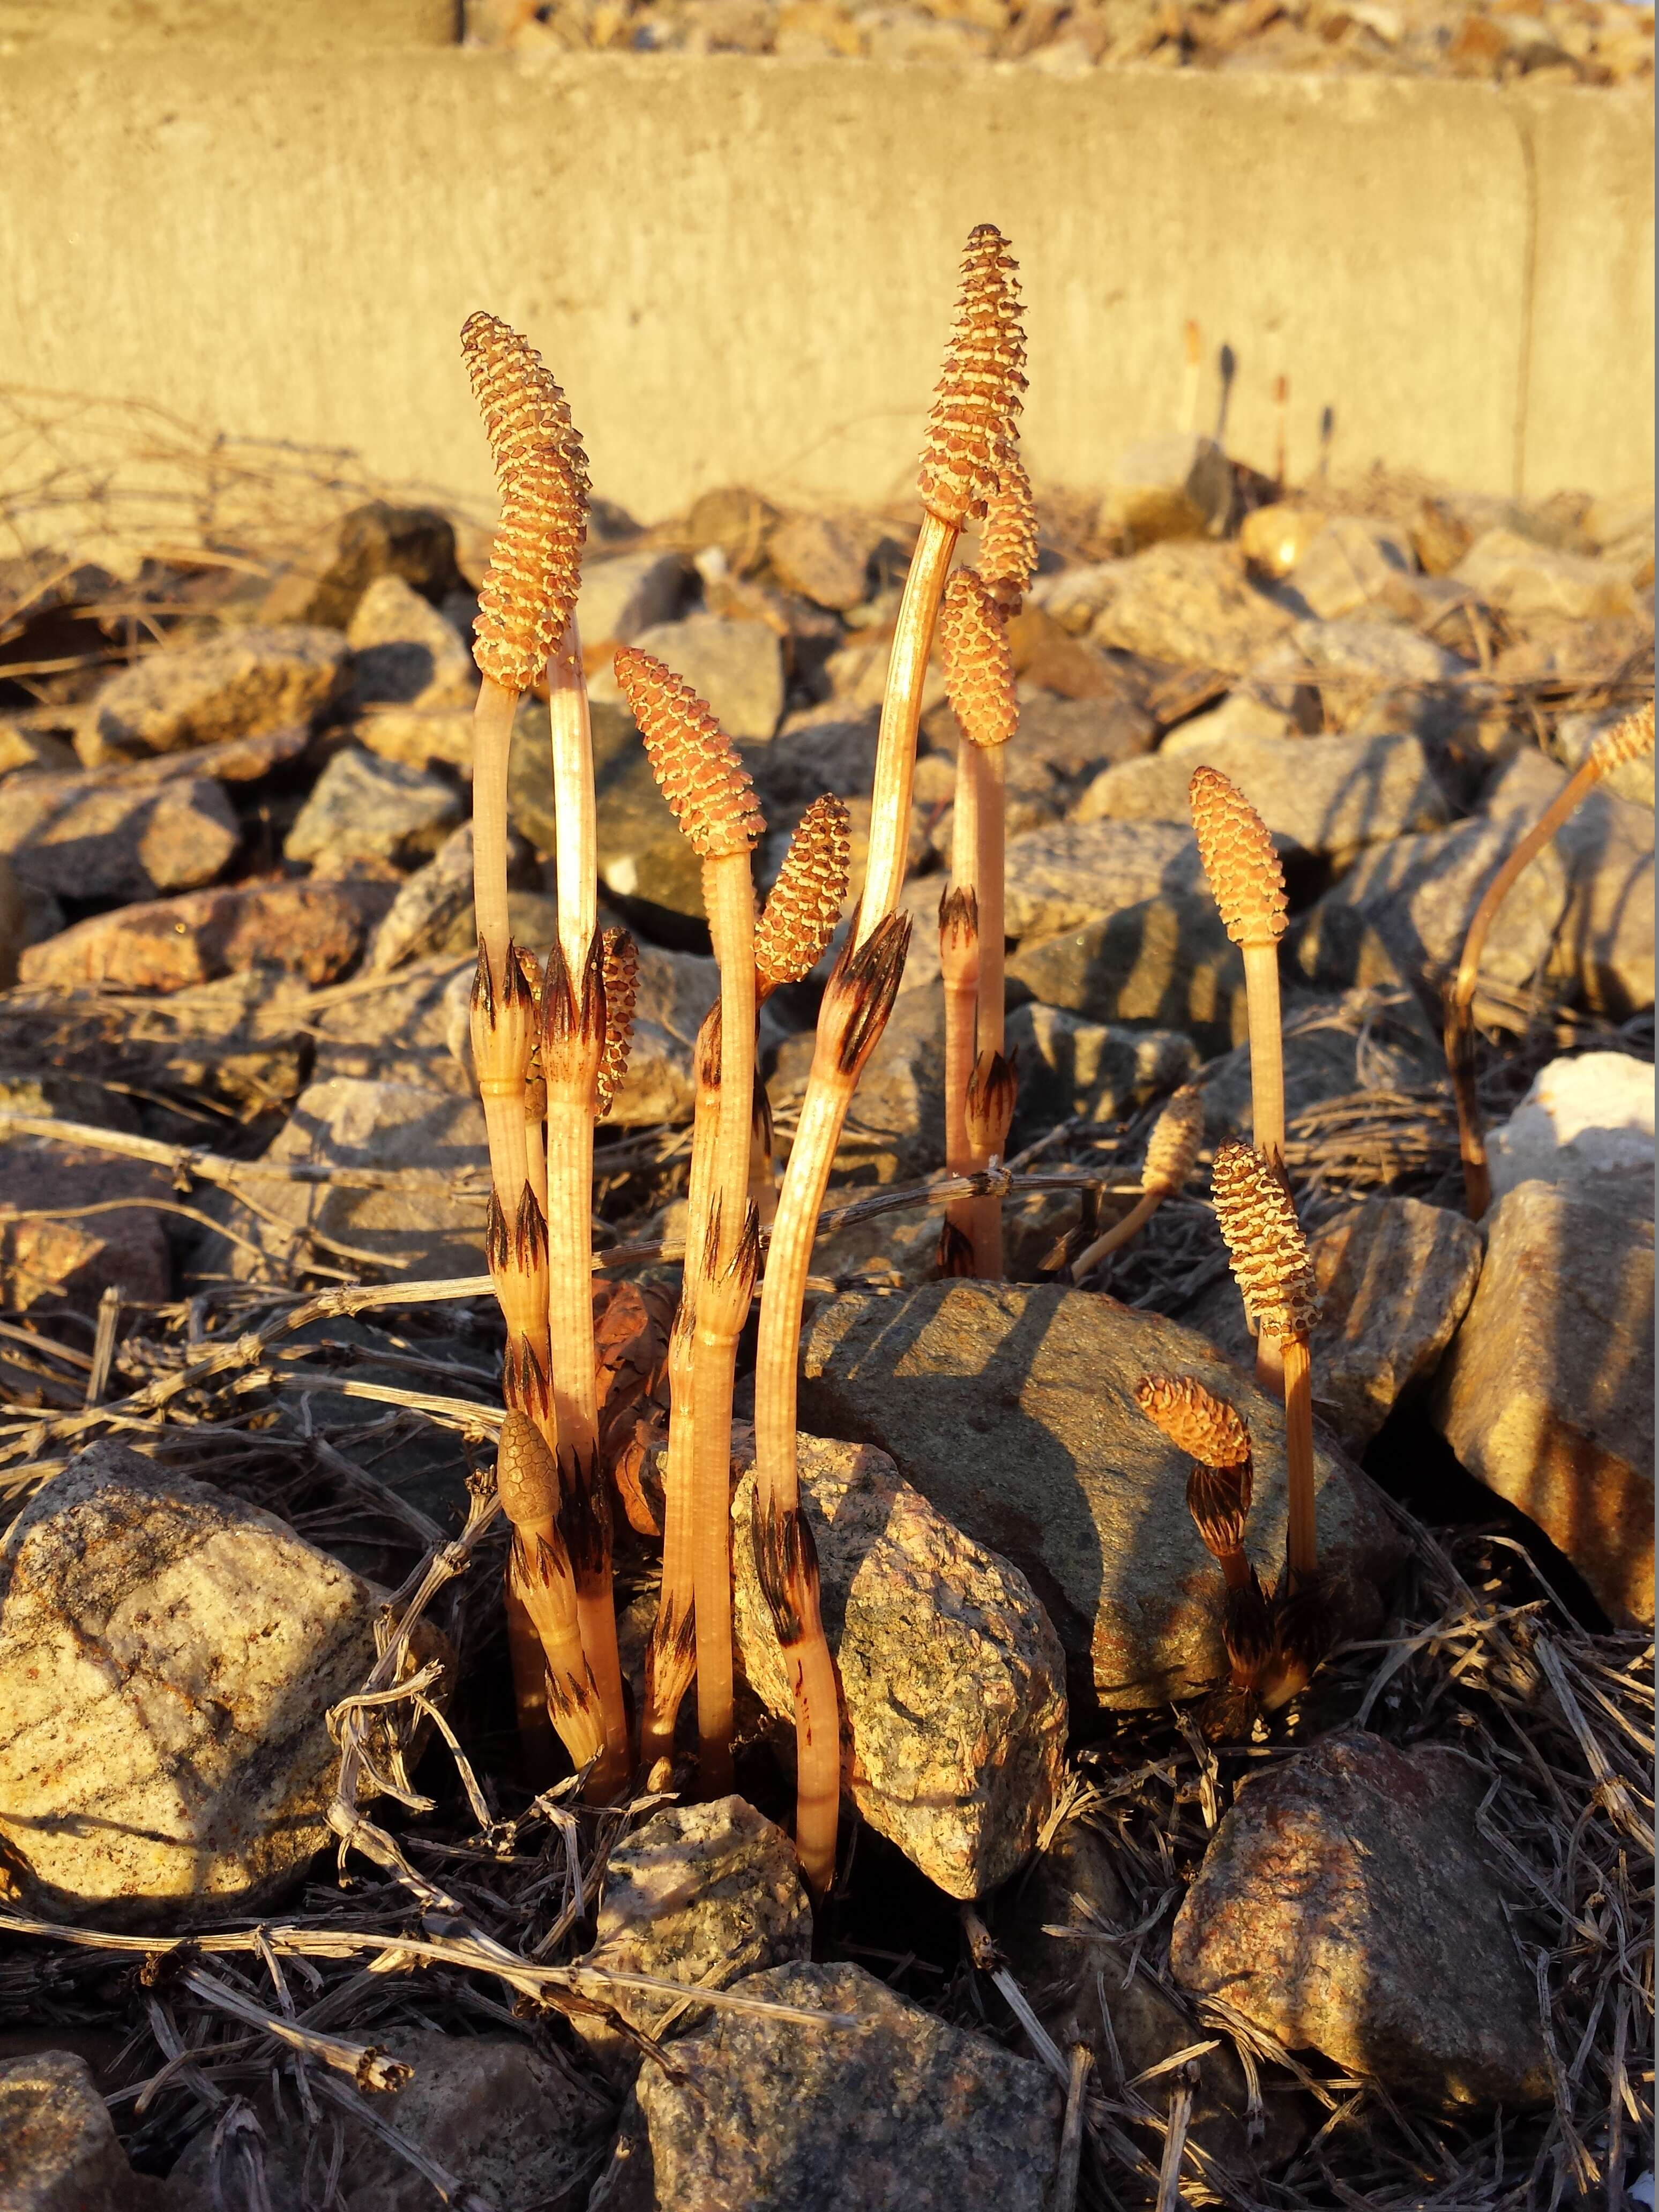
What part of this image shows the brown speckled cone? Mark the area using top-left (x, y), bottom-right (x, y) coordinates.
top-left (1142, 1084), bottom-right (1205, 1195)
top-left (615, 647), bottom-right (764, 858)
top-left (939, 567), bottom-right (1019, 750)
top-left (1211, 1142), bottom-right (1320, 1339)
top-left (1593, 699), bottom-right (1655, 772)
top-left (496, 1407), bottom-right (561, 1527)
top-left (596, 927), bottom-right (639, 1117)
top-left (916, 225), bottom-right (1028, 528)
top-left (461, 312), bottom-right (589, 694)
top-left (1189, 766), bottom-right (1288, 947)
top-left (978, 449), bottom-right (1038, 609)
top-left (1135, 1373), bottom-right (1251, 1469)
top-left (756, 794), bottom-right (851, 993)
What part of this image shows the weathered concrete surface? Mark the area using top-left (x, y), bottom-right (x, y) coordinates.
top-left (0, 55), bottom-right (1648, 525)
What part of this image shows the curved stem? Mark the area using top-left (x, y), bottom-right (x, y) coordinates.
top-left (1069, 1188), bottom-right (1161, 1283)
top-left (1444, 754), bottom-right (1602, 1220)
top-left (855, 511), bottom-right (956, 944)
top-left (640, 1311), bottom-right (696, 1775)
top-left (941, 753), bottom-right (981, 1251)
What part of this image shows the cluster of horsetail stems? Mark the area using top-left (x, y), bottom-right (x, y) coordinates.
top-left (1444, 698), bottom-right (1655, 1219)
top-left (1070, 1083), bottom-right (1205, 1282)
top-left (1189, 764), bottom-right (1290, 1394)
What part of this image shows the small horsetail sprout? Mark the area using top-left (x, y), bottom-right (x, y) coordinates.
top-left (496, 1410), bottom-right (606, 1777)
top-left (617, 646), bottom-right (765, 1793)
top-left (753, 911), bottom-right (911, 1893)
top-left (1210, 1143), bottom-right (1321, 1607)
top-left (640, 1012), bottom-right (721, 1772)
top-left (978, 449), bottom-right (1039, 616)
top-left (1446, 699), bottom-right (1655, 1219)
top-left (858, 224), bottom-right (1025, 946)
top-left (596, 927), bottom-right (639, 1120)
top-left (1189, 767), bottom-right (1288, 1165)
top-left (754, 794), bottom-right (852, 1003)
top-left (938, 564), bottom-right (1020, 1274)
top-left (1071, 1084), bottom-right (1205, 1282)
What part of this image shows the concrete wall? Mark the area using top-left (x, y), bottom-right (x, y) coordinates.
top-left (0, 47), bottom-right (1650, 534)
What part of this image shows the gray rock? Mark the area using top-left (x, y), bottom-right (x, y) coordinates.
top-left (346, 572), bottom-right (476, 712)
top-left (165, 2029), bottom-right (599, 2212)
top-left (88, 624), bottom-right (347, 760)
top-left (1170, 1731), bottom-right (1552, 2110)
top-left (997, 1819), bottom-right (1307, 2177)
top-left (1102, 432), bottom-right (1234, 545)
top-left (18, 877), bottom-right (386, 995)
top-left (1286, 515), bottom-right (1416, 621)
top-left (1454, 527), bottom-right (1640, 623)
top-left (1293, 816), bottom-right (1570, 1004)
top-left (1481, 744), bottom-right (1654, 1015)
top-left (0, 1134), bottom-right (171, 1311)
top-left (1006, 1003), bottom-right (1195, 1134)
top-left (772, 983), bottom-right (944, 1182)
top-left (0, 1442), bottom-right (427, 1926)
top-left (731, 1433), bottom-right (1068, 1899)
top-left (217, 1076), bottom-right (489, 1280)
top-left (1087, 543), bottom-right (1295, 675)
top-left (1010, 689), bottom-right (1158, 779)
top-left (0, 771), bottom-right (238, 901)
top-left (999, 818), bottom-right (1198, 943)
top-left (1197, 983), bottom-right (1443, 1146)
top-left (1484, 1051), bottom-right (1654, 1202)
top-left (798, 1283), bottom-right (1405, 1713)
top-left (367, 821), bottom-right (479, 971)
top-left (102, 720), bottom-right (312, 786)
top-left (587, 1961), bottom-right (1060, 2212)
top-left (1431, 1177), bottom-right (1654, 1626)
top-left (592, 611), bottom-right (784, 742)
top-left (1075, 730), bottom-right (1450, 867)
top-left (1552, 705), bottom-right (1656, 809)
top-left (747, 703), bottom-right (880, 813)
top-left (1159, 689), bottom-right (1297, 754)
top-left (1251, 619), bottom-right (1464, 729)
top-left (767, 510), bottom-right (879, 609)
top-left (1007, 895), bottom-right (1247, 1058)
top-left (577, 547), bottom-right (687, 646)
top-left (258, 500), bottom-right (461, 630)
top-left (572, 1797), bottom-right (811, 2081)
top-left (0, 2049), bottom-right (166, 2211)
top-left (285, 744), bottom-right (462, 872)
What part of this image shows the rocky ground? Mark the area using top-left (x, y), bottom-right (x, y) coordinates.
top-left (467, 0), bottom-right (1655, 84)
top-left (0, 445), bottom-right (1651, 2208)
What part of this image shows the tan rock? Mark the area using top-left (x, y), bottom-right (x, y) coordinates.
top-left (1431, 1177), bottom-right (1654, 1624)
top-left (17, 878), bottom-right (384, 993)
top-left (1088, 542), bottom-right (1295, 675)
top-left (0, 1135), bottom-right (171, 1313)
top-left (0, 771), bottom-right (238, 901)
top-left (0, 2050), bottom-right (166, 2211)
top-left (346, 572), bottom-right (476, 712)
top-left (87, 624), bottom-right (347, 760)
top-left (731, 1432), bottom-right (1068, 1897)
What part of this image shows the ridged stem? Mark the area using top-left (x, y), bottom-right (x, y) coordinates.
top-left (548, 616), bottom-right (597, 973)
top-left (1241, 938), bottom-right (1285, 1167)
top-left (505, 1582), bottom-right (558, 1787)
top-left (1444, 753), bottom-right (1603, 1221)
top-left (969, 744), bottom-right (1008, 1273)
top-left (471, 675), bottom-right (518, 993)
top-left (639, 1309), bottom-right (697, 1774)
top-left (940, 880), bottom-right (980, 1257)
top-left (1281, 1332), bottom-right (1317, 1585)
top-left (693, 853), bottom-right (759, 1793)
top-left (1070, 1188), bottom-right (1162, 1282)
top-left (855, 510), bottom-right (956, 944)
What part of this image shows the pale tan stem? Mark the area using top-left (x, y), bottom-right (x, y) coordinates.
top-left (749, 1087), bottom-right (779, 1229)
top-left (1445, 754), bottom-right (1602, 1220)
top-left (640, 1312), bottom-right (696, 1773)
top-left (547, 616), bottom-right (597, 974)
top-left (1280, 1332), bottom-right (1317, 1584)
top-left (693, 854), bottom-right (759, 1790)
top-left (1256, 1331), bottom-right (1285, 1401)
top-left (755, 1077), bottom-right (849, 1892)
top-left (855, 511), bottom-right (956, 943)
top-left (508, 1526), bottom-right (606, 1774)
top-left (940, 892), bottom-right (980, 1259)
top-left (470, 675), bottom-right (518, 991)
top-left (1070, 1189), bottom-right (1162, 1282)
top-left (975, 745), bottom-right (1007, 1059)
top-left (525, 1116), bottom-right (548, 1228)
top-left (505, 1581), bottom-right (558, 1788)
top-left (1241, 938), bottom-right (1285, 1167)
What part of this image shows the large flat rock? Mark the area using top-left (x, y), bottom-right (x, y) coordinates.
top-left (798, 1282), bottom-right (1404, 1711)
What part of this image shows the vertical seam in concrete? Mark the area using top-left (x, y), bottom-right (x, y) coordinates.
top-left (1509, 95), bottom-right (1541, 503)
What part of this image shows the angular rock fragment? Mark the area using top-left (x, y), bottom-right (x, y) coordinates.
top-left (1086, 542), bottom-right (1294, 674)
top-left (0, 772), bottom-right (240, 901)
top-left (0, 1135), bottom-right (171, 1312)
top-left (0, 2050), bottom-right (166, 2212)
top-left (1102, 431), bottom-right (1233, 544)
top-left (1170, 1731), bottom-right (1553, 2110)
top-left (258, 500), bottom-right (462, 629)
top-left (0, 1442), bottom-right (430, 1926)
top-left (1431, 1177), bottom-right (1654, 1624)
top-left (572, 1797), bottom-right (812, 2080)
top-left (17, 877), bottom-right (385, 993)
top-left (798, 1284), bottom-right (1403, 1712)
top-left (1006, 1003), bottom-right (1195, 1134)
top-left (88, 624), bottom-right (347, 760)
top-left (731, 1433), bottom-right (1068, 1898)
top-left (346, 572), bottom-right (477, 712)
top-left (1485, 1050), bottom-right (1655, 1201)
top-left (1006, 895), bottom-right (1246, 1057)
top-left (998, 818), bottom-right (1199, 943)
top-left (591, 611), bottom-right (784, 743)
top-left (1455, 527), bottom-right (1641, 623)
top-left (588, 1962), bottom-right (1060, 2212)
top-left (577, 547), bottom-right (687, 648)
top-left (766, 510), bottom-right (879, 609)
top-left (284, 743), bottom-right (462, 871)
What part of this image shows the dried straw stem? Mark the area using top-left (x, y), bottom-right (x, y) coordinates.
top-left (1445, 704), bottom-right (1653, 1219)
top-left (857, 511), bottom-right (955, 941)
top-left (470, 678), bottom-right (519, 996)
top-left (1190, 766), bottom-right (1288, 1175)
top-left (1072, 1084), bottom-right (1204, 1282)
top-left (1242, 939), bottom-right (1285, 1164)
top-left (753, 915), bottom-right (910, 1890)
top-left (547, 615), bottom-right (597, 973)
